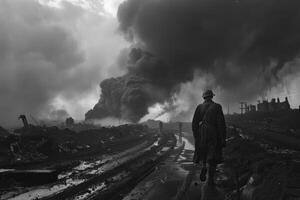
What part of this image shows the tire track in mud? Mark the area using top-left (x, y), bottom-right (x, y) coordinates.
top-left (68, 134), bottom-right (179, 200)
top-left (34, 133), bottom-right (177, 200)
top-left (3, 136), bottom-right (157, 200)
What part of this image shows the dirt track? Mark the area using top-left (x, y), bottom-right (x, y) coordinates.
top-left (1, 132), bottom-right (179, 200)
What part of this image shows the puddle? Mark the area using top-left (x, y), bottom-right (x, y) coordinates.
top-left (72, 182), bottom-right (105, 200)
top-left (2, 140), bottom-right (157, 200)
top-left (175, 134), bottom-right (194, 151)
top-left (8, 179), bottom-right (85, 200)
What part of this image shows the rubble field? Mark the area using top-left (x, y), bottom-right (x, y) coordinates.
top-left (0, 124), bottom-right (156, 193)
top-left (0, 131), bottom-right (177, 200)
top-left (1, 115), bottom-right (300, 200)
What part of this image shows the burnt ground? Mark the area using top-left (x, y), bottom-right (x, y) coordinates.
top-left (129, 116), bottom-right (300, 200)
top-left (0, 124), bottom-right (153, 169)
top-left (0, 130), bottom-right (174, 200)
top-left (223, 114), bottom-right (300, 200)
top-left (1, 115), bottom-right (300, 200)
top-left (0, 124), bottom-right (156, 194)
top-left (121, 126), bottom-right (300, 200)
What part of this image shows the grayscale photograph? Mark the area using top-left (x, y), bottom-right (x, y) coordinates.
top-left (0, 0), bottom-right (300, 199)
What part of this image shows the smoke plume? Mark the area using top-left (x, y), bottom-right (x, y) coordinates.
top-left (86, 49), bottom-right (172, 122)
top-left (88, 0), bottom-right (300, 122)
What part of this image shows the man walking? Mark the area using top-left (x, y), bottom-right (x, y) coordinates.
top-left (192, 90), bottom-right (226, 186)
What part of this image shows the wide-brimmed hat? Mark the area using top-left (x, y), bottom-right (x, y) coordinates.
top-left (202, 90), bottom-right (215, 98)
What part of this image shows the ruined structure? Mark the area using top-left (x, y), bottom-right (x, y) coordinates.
top-left (66, 117), bottom-right (75, 126)
top-left (249, 105), bottom-right (257, 112)
top-left (240, 102), bottom-right (256, 114)
top-left (257, 97), bottom-right (290, 112)
top-left (244, 97), bottom-right (290, 114)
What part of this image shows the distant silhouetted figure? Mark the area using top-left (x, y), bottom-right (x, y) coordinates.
top-left (192, 90), bottom-right (226, 186)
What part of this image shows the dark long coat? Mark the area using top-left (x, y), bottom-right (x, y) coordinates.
top-left (192, 99), bottom-right (226, 164)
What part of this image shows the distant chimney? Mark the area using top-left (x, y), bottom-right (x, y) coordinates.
top-left (285, 97), bottom-right (289, 102)
top-left (277, 98), bottom-right (280, 103)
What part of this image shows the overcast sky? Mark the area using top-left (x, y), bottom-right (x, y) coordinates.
top-left (1, 0), bottom-right (300, 127)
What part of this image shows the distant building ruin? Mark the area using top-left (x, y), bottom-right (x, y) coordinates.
top-left (65, 117), bottom-right (75, 126)
top-left (244, 97), bottom-right (290, 113)
top-left (257, 97), bottom-right (290, 112)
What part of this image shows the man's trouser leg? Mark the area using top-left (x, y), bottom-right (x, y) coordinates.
top-left (200, 151), bottom-right (207, 181)
top-left (207, 161), bottom-right (216, 186)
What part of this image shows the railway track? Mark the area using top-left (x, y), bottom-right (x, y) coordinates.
top-left (5, 133), bottom-right (177, 200)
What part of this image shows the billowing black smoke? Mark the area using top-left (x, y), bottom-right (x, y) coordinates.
top-left (85, 74), bottom-right (155, 122)
top-left (87, 0), bottom-right (300, 122)
top-left (86, 49), bottom-right (173, 122)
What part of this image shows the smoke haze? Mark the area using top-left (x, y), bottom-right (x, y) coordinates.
top-left (0, 0), bottom-right (127, 127)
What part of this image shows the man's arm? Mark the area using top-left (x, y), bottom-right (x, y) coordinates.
top-left (216, 104), bottom-right (226, 147)
top-left (192, 105), bottom-right (201, 164)
top-left (192, 105), bottom-right (201, 139)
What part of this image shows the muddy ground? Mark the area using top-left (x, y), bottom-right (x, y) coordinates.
top-left (1, 114), bottom-right (300, 200)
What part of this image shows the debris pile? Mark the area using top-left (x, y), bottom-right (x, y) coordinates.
top-left (0, 124), bottom-right (150, 168)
